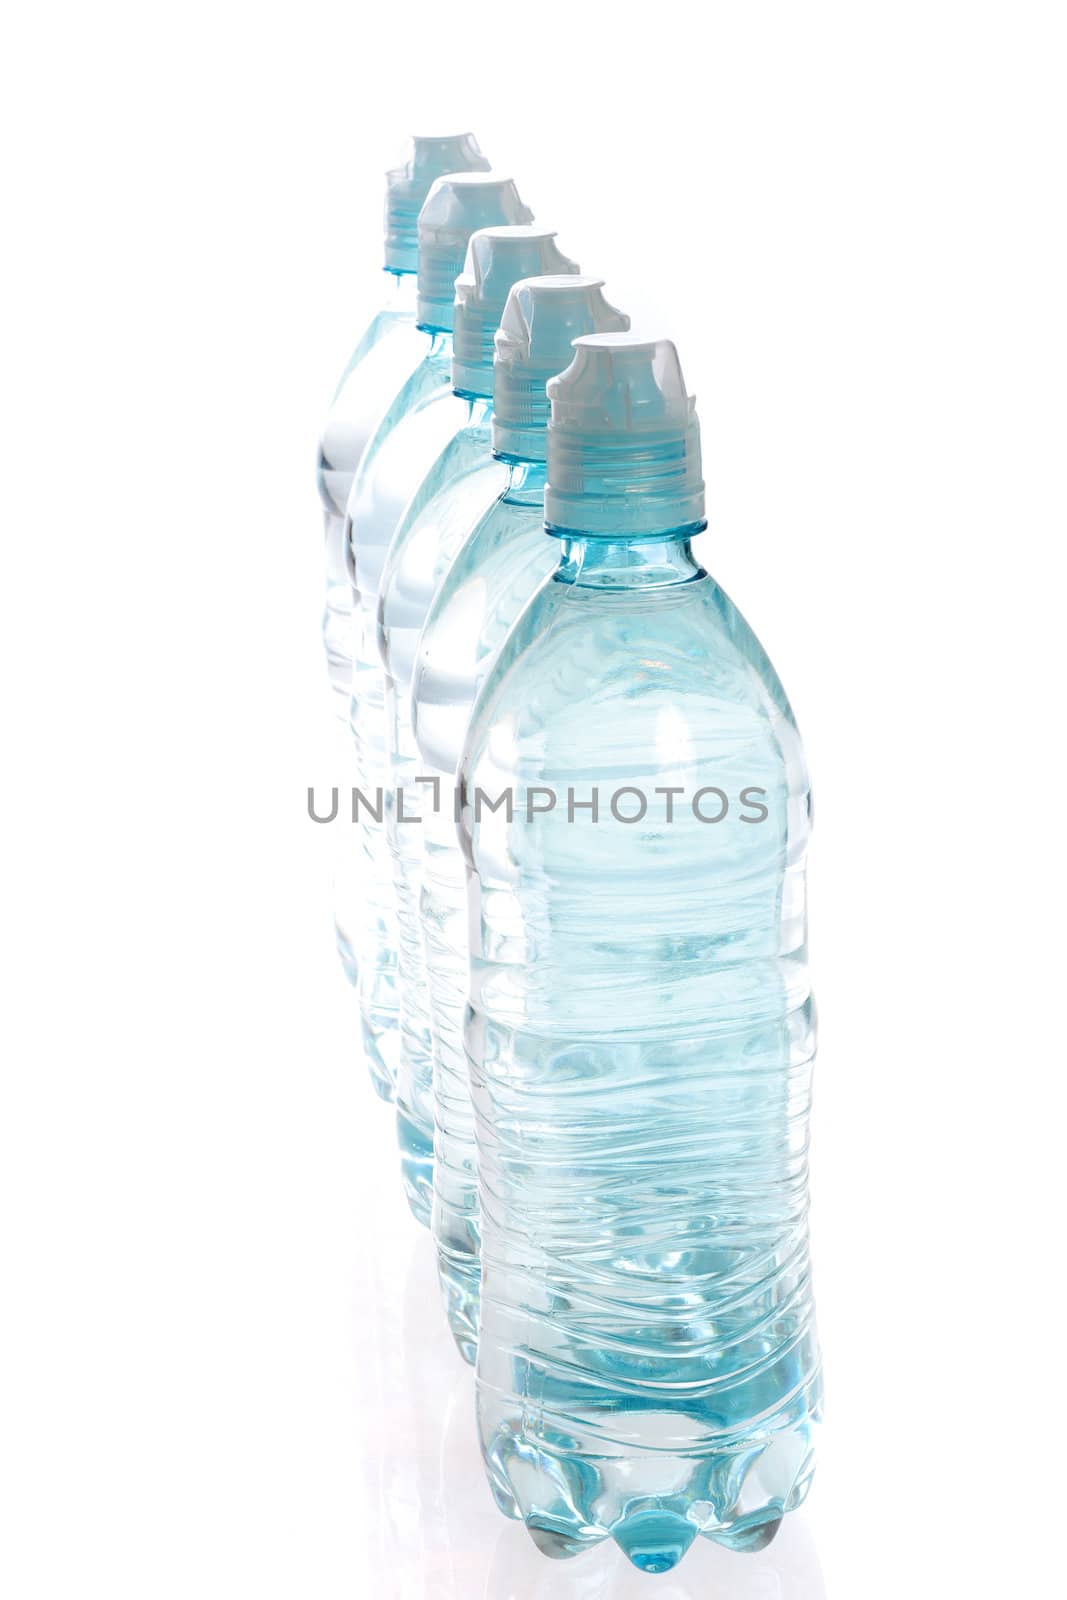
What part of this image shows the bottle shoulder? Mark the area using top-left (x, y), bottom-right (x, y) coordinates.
top-left (344, 362), bottom-right (462, 586)
top-left (343, 345), bottom-right (454, 517)
top-left (328, 305), bottom-right (418, 403)
top-left (461, 570), bottom-right (803, 777)
top-left (377, 446), bottom-right (506, 691)
top-left (393, 420), bottom-right (499, 550)
top-left (316, 310), bottom-right (426, 517)
top-left (412, 497), bottom-right (557, 772)
top-left (417, 495), bottom-right (551, 668)
top-left (380, 445), bottom-right (504, 607)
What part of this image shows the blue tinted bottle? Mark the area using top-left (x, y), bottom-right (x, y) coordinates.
top-left (460, 335), bottom-right (821, 1570)
top-left (377, 226), bottom-right (580, 1227)
top-left (316, 134), bottom-right (489, 712)
top-left (410, 275), bottom-right (629, 1357)
top-left (316, 133), bottom-right (489, 1003)
top-left (344, 173), bottom-right (532, 1100)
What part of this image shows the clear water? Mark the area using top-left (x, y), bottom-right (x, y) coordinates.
top-left (458, 531), bottom-right (820, 1571)
top-left (344, 338), bottom-right (471, 1105)
top-left (410, 461), bottom-right (557, 1360)
top-left (377, 404), bottom-right (506, 1225)
top-left (316, 272), bottom-right (424, 994)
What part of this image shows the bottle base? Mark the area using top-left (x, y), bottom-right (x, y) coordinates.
top-left (480, 1414), bottom-right (816, 1574)
top-left (612, 1509), bottom-right (700, 1572)
top-left (516, 1508), bottom-right (783, 1571)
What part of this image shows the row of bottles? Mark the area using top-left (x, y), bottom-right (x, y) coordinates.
top-left (316, 133), bottom-right (821, 1574)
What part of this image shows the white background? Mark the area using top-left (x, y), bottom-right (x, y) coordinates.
top-left (2, 3), bottom-right (1065, 1596)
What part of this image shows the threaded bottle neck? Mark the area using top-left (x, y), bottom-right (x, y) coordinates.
top-left (452, 374), bottom-right (493, 401)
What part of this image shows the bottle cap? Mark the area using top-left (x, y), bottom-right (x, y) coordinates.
top-left (492, 276), bottom-right (629, 460)
top-left (545, 334), bottom-right (706, 536)
top-left (416, 174), bottom-right (533, 332)
top-left (452, 229), bottom-right (580, 397)
top-left (383, 134), bottom-right (490, 274)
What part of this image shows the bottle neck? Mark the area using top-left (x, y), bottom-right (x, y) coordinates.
top-left (453, 367), bottom-right (495, 405)
top-left (496, 457), bottom-right (547, 505)
top-left (553, 527), bottom-right (705, 589)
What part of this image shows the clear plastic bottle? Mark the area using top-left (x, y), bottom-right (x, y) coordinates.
top-left (344, 173), bottom-right (533, 1101)
top-left (317, 134), bottom-right (489, 713)
top-left (410, 276), bottom-right (629, 1360)
top-left (377, 228), bottom-right (580, 1227)
top-left (316, 133), bottom-right (490, 1002)
top-left (459, 335), bottom-right (821, 1571)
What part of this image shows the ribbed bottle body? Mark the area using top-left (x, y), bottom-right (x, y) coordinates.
top-left (459, 542), bottom-right (820, 1571)
top-left (412, 468), bottom-right (556, 1357)
top-left (342, 338), bottom-right (460, 1095)
top-left (377, 424), bottom-right (505, 1223)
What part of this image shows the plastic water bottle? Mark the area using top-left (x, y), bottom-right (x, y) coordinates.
top-left (344, 173), bottom-right (533, 1101)
top-left (459, 335), bottom-right (821, 1570)
top-left (317, 133), bottom-right (489, 712)
top-left (316, 133), bottom-right (489, 1001)
top-left (410, 276), bottom-right (629, 1360)
top-left (377, 229), bottom-right (580, 1228)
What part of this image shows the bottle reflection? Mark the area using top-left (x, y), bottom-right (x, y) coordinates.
top-left (355, 1228), bottom-right (496, 1597)
top-left (355, 1231), bottom-right (824, 1597)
